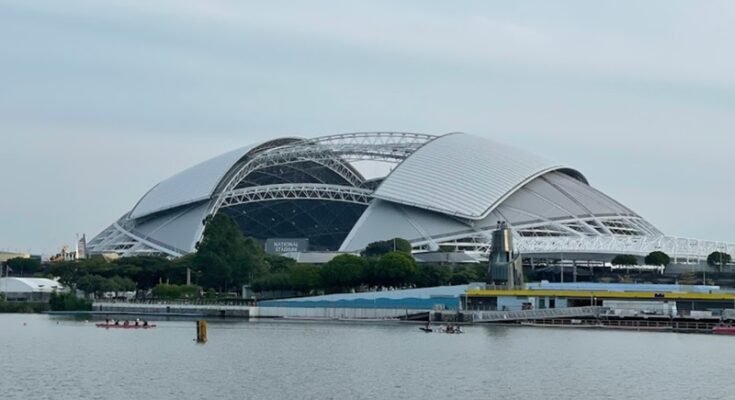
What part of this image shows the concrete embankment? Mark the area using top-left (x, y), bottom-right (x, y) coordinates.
top-left (93, 302), bottom-right (253, 318)
top-left (91, 302), bottom-right (429, 320)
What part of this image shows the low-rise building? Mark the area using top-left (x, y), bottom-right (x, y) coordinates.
top-left (0, 277), bottom-right (66, 302)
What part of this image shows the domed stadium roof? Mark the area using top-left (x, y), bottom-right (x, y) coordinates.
top-left (88, 132), bottom-right (735, 263)
top-left (373, 132), bottom-right (587, 220)
top-left (129, 145), bottom-right (256, 220)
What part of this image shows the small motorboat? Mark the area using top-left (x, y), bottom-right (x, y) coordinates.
top-left (96, 323), bottom-right (156, 329)
top-left (712, 325), bottom-right (735, 335)
top-left (419, 327), bottom-right (433, 333)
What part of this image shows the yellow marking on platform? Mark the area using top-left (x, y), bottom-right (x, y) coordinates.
top-left (466, 289), bottom-right (735, 301)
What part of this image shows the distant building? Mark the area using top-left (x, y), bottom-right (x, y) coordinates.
top-left (49, 234), bottom-right (88, 263)
top-left (49, 245), bottom-right (77, 262)
top-left (0, 277), bottom-right (66, 302)
top-left (76, 234), bottom-right (88, 260)
top-left (0, 251), bottom-right (30, 264)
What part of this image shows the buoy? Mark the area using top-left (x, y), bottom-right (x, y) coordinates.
top-left (196, 320), bottom-right (208, 343)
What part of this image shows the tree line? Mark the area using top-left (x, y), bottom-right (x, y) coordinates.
top-left (610, 250), bottom-right (732, 269)
top-left (2, 215), bottom-right (487, 299)
top-left (251, 252), bottom-right (487, 295)
top-left (9, 214), bottom-right (732, 299)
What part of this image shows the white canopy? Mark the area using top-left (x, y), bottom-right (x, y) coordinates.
top-left (0, 277), bottom-right (65, 294)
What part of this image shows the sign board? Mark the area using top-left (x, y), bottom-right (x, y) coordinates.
top-left (265, 238), bottom-right (309, 254)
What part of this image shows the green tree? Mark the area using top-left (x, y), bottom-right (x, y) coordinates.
top-left (611, 254), bottom-right (638, 266)
top-left (374, 252), bottom-right (418, 287)
top-left (114, 256), bottom-right (173, 289)
top-left (152, 283), bottom-right (182, 299)
top-left (49, 293), bottom-right (92, 311)
top-left (179, 285), bottom-right (202, 298)
top-left (251, 273), bottom-right (292, 292)
top-left (707, 251), bottom-right (732, 269)
top-left (289, 264), bottom-right (322, 293)
top-left (320, 254), bottom-right (366, 291)
top-left (364, 238), bottom-right (412, 257)
top-left (4, 257), bottom-right (41, 275)
top-left (109, 276), bottom-right (137, 292)
top-left (194, 214), bottom-right (268, 291)
top-left (644, 251), bottom-right (671, 267)
top-left (415, 264), bottom-right (452, 287)
top-left (74, 274), bottom-right (135, 297)
top-left (266, 255), bottom-right (297, 273)
top-left (47, 260), bottom-right (90, 287)
top-left (76, 275), bottom-right (108, 297)
top-left (450, 265), bottom-right (482, 285)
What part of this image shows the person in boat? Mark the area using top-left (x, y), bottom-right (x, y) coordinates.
top-left (114, 320), bottom-right (119, 326)
top-left (143, 320), bottom-right (149, 327)
top-left (135, 320), bottom-right (139, 327)
top-left (105, 318), bottom-right (110, 325)
top-left (123, 320), bottom-right (129, 327)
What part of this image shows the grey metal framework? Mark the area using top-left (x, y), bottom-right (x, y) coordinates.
top-left (219, 184), bottom-right (373, 208)
top-left (88, 131), bottom-right (735, 264)
top-left (216, 132), bottom-right (434, 197)
top-left (88, 132), bottom-right (432, 257)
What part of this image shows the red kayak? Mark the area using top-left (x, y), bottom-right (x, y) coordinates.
top-left (712, 326), bottom-right (735, 335)
top-left (96, 323), bottom-right (156, 329)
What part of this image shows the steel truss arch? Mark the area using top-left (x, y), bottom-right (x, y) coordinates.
top-left (214, 132), bottom-right (436, 213)
top-left (219, 183), bottom-right (373, 208)
top-left (407, 214), bottom-right (669, 257)
top-left (219, 132), bottom-right (436, 193)
top-left (86, 220), bottom-right (184, 257)
top-left (415, 229), bottom-right (735, 264)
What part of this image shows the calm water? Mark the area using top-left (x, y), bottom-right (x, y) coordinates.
top-left (1, 314), bottom-right (734, 400)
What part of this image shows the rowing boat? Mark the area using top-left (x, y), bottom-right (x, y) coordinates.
top-left (712, 326), bottom-right (735, 335)
top-left (96, 323), bottom-right (156, 329)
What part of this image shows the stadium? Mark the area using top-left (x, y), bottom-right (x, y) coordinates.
top-left (88, 132), bottom-right (734, 265)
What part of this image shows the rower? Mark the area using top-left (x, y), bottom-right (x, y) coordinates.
top-left (143, 320), bottom-right (149, 327)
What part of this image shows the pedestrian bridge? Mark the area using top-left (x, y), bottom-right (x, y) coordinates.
top-left (470, 306), bottom-right (605, 323)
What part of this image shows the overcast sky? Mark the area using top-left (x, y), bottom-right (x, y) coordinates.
top-left (1, 0), bottom-right (734, 254)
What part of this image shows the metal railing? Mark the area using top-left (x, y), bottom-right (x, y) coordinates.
top-left (471, 306), bottom-right (605, 322)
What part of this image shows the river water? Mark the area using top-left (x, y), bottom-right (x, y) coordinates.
top-left (1, 314), bottom-right (733, 399)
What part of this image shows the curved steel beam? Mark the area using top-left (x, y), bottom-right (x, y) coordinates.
top-left (219, 183), bottom-right (373, 208)
top-left (218, 132), bottom-right (435, 199)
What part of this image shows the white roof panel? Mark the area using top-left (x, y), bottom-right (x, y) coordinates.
top-left (131, 201), bottom-right (211, 253)
top-left (373, 133), bottom-right (584, 220)
top-left (339, 199), bottom-right (474, 252)
top-left (0, 278), bottom-right (65, 293)
top-left (129, 145), bottom-right (255, 219)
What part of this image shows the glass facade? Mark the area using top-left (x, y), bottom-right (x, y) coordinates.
top-left (221, 200), bottom-right (367, 251)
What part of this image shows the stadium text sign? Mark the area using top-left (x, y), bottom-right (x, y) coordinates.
top-left (265, 238), bottom-right (309, 254)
